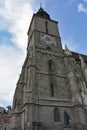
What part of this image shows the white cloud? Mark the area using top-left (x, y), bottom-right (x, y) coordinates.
top-left (0, 0), bottom-right (35, 107)
top-left (0, 44), bottom-right (25, 107)
top-left (78, 3), bottom-right (87, 13)
top-left (0, 0), bottom-right (34, 50)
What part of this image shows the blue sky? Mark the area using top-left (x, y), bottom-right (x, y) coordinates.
top-left (44, 0), bottom-right (87, 54)
top-left (0, 0), bottom-right (87, 108)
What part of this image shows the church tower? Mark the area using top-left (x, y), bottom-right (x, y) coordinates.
top-left (11, 7), bottom-right (87, 130)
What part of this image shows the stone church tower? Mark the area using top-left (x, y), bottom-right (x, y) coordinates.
top-left (10, 7), bottom-right (87, 130)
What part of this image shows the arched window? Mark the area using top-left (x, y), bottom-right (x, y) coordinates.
top-left (54, 108), bottom-right (60, 122)
top-left (48, 60), bottom-right (55, 72)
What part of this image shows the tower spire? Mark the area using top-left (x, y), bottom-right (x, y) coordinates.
top-left (40, 2), bottom-right (42, 8)
top-left (35, 4), bottom-right (50, 19)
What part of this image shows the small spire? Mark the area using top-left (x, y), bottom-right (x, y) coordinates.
top-left (40, 2), bottom-right (42, 8)
top-left (64, 44), bottom-right (72, 56)
top-left (39, 3), bottom-right (44, 12)
top-left (36, 4), bottom-right (50, 19)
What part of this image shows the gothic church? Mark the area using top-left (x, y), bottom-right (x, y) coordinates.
top-left (10, 7), bottom-right (87, 130)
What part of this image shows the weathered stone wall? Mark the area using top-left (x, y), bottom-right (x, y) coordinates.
top-left (10, 8), bottom-right (87, 130)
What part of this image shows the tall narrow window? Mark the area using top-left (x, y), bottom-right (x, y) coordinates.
top-left (4, 127), bottom-right (6, 130)
top-left (48, 60), bottom-right (52, 71)
top-left (50, 83), bottom-right (54, 96)
top-left (54, 108), bottom-right (60, 122)
top-left (45, 21), bottom-right (48, 33)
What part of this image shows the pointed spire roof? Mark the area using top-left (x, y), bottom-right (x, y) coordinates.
top-left (35, 6), bottom-right (50, 20)
top-left (64, 44), bottom-right (72, 56)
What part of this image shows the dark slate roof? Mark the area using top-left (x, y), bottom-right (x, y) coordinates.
top-left (35, 7), bottom-right (50, 20)
top-left (72, 51), bottom-right (87, 63)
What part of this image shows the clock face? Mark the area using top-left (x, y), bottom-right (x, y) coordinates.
top-left (44, 35), bottom-right (53, 43)
top-left (40, 33), bottom-right (56, 46)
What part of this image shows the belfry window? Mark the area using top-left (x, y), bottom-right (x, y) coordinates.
top-left (50, 83), bottom-right (54, 96)
top-left (45, 21), bottom-right (48, 33)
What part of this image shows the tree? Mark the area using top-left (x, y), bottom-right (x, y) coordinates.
top-left (6, 105), bottom-right (11, 114)
top-left (7, 105), bottom-right (11, 110)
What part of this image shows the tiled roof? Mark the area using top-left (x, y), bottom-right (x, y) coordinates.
top-left (0, 115), bottom-right (10, 123)
top-left (72, 51), bottom-right (87, 63)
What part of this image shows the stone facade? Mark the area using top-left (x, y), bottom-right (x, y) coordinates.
top-left (10, 7), bottom-right (87, 130)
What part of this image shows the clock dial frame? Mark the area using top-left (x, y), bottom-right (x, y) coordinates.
top-left (40, 33), bottom-right (57, 46)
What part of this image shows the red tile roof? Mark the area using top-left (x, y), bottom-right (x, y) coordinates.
top-left (0, 115), bottom-right (10, 123)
